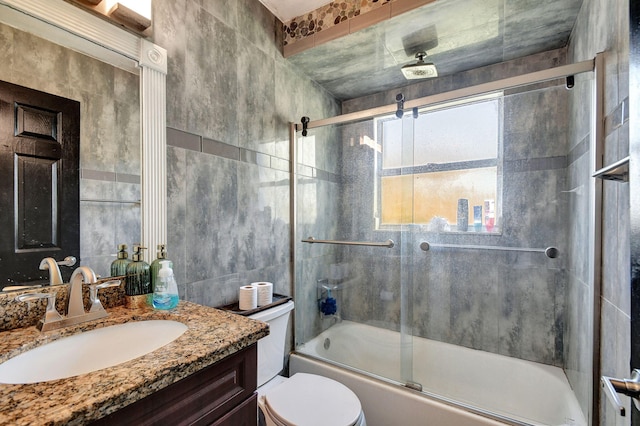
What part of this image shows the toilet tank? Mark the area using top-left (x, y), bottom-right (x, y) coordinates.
top-left (249, 300), bottom-right (294, 387)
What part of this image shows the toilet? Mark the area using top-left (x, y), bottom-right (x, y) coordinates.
top-left (249, 301), bottom-right (366, 426)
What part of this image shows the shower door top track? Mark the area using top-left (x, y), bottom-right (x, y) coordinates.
top-left (296, 59), bottom-right (594, 130)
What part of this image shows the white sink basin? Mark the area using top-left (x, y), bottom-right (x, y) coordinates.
top-left (0, 320), bottom-right (188, 384)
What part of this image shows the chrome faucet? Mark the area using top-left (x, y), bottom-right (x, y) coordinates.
top-left (39, 258), bottom-right (63, 286)
top-left (16, 266), bottom-right (121, 332)
top-left (39, 256), bottom-right (77, 286)
top-left (67, 266), bottom-right (96, 317)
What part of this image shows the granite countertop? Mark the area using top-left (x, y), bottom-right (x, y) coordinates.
top-left (0, 301), bottom-right (269, 426)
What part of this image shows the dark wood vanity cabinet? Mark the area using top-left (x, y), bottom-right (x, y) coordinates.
top-left (93, 343), bottom-right (258, 426)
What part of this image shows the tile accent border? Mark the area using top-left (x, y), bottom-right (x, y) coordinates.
top-left (283, 0), bottom-right (436, 57)
top-left (167, 127), bottom-right (340, 183)
top-left (81, 169), bottom-right (141, 184)
top-left (167, 127), bottom-right (291, 173)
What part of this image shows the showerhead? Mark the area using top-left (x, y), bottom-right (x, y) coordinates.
top-left (401, 52), bottom-right (438, 80)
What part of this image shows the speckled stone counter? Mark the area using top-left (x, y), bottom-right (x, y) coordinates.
top-left (0, 301), bottom-right (269, 426)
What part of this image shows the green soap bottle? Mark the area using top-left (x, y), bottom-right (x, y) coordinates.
top-left (125, 245), bottom-right (151, 296)
top-left (111, 244), bottom-right (132, 277)
top-left (150, 244), bottom-right (173, 293)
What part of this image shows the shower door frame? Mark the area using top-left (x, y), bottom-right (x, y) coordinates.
top-left (289, 56), bottom-right (603, 424)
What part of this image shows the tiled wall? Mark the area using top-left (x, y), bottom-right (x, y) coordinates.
top-left (151, 1), bottom-right (340, 312)
top-left (568, 0), bottom-right (631, 423)
top-left (0, 23), bottom-right (141, 280)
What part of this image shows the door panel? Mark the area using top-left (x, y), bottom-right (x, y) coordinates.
top-left (0, 80), bottom-right (80, 286)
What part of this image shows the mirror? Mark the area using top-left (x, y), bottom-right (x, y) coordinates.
top-left (0, 21), bottom-right (140, 290)
top-left (0, 0), bottom-right (168, 291)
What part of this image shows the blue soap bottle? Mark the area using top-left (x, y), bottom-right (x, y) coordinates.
top-left (152, 260), bottom-right (179, 310)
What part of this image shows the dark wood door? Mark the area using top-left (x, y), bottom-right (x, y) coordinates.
top-left (0, 81), bottom-right (80, 287)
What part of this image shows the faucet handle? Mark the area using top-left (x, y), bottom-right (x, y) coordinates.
top-left (88, 280), bottom-right (121, 313)
top-left (16, 292), bottom-right (63, 327)
top-left (57, 256), bottom-right (77, 267)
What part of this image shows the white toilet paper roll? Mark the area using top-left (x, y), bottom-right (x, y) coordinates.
top-left (239, 285), bottom-right (258, 310)
top-left (254, 281), bottom-right (273, 306)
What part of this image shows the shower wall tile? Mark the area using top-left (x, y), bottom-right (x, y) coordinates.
top-left (295, 256), bottom-right (337, 344)
top-left (448, 254), bottom-right (500, 353)
top-left (414, 254), bottom-right (452, 343)
top-left (200, 0), bottom-right (238, 28)
top-left (237, 163), bottom-right (276, 271)
top-left (167, 146), bottom-right (188, 286)
top-left (500, 168), bottom-right (567, 249)
top-left (361, 254), bottom-right (402, 330)
top-left (503, 85), bottom-right (569, 160)
top-left (185, 6), bottom-right (239, 145)
top-left (602, 180), bottom-right (621, 301)
top-left (185, 274), bottom-right (242, 307)
top-left (184, 150), bottom-right (238, 282)
top-left (154, 0), bottom-right (338, 312)
top-left (274, 61), bottom-right (304, 160)
top-left (153, 0), bottom-right (188, 129)
top-left (568, 0), bottom-right (629, 421)
top-left (237, 40), bottom-right (276, 156)
top-left (567, 76), bottom-right (594, 151)
top-left (499, 256), bottom-right (560, 365)
top-left (237, 0), bottom-right (280, 59)
top-left (273, 169), bottom-right (292, 265)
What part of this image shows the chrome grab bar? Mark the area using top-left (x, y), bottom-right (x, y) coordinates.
top-left (601, 370), bottom-right (640, 416)
top-left (419, 241), bottom-right (558, 258)
top-left (302, 236), bottom-right (395, 248)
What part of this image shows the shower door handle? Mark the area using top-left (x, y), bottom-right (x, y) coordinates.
top-left (601, 369), bottom-right (640, 416)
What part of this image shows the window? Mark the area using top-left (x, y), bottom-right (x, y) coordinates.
top-left (375, 93), bottom-right (502, 232)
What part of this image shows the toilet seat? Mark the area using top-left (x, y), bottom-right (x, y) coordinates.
top-left (261, 373), bottom-right (362, 426)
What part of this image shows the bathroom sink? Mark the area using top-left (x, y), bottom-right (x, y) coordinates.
top-left (0, 320), bottom-right (188, 384)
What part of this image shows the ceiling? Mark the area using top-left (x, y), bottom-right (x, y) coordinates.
top-left (258, 0), bottom-right (328, 22)
top-left (261, 0), bottom-right (584, 101)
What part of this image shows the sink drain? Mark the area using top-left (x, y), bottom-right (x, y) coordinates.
top-left (324, 338), bottom-right (331, 350)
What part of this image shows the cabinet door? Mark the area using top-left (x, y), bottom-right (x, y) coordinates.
top-left (93, 344), bottom-right (257, 426)
top-left (212, 393), bottom-right (257, 426)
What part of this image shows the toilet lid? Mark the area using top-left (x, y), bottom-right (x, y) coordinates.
top-left (264, 373), bottom-right (362, 426)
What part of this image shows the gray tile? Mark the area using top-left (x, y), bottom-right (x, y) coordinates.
top-left (203, 138), bottom-right (240, 160)
top-left (184, 151), bottom-right (238, 281)
top-left (167, 127), bottom-right (202, 151)
top-left (167, 146), bottom-right (188, 285)
top-left (236, 39), bottom-right (276, 155)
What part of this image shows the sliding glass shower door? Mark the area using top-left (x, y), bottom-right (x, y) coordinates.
top-left (294, 115), bottom-right (417, 387)
top-left (293, 62), bottom-right (596, 426)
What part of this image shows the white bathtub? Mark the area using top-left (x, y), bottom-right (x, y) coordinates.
top-left (291, 321), bottom-right (586, 426)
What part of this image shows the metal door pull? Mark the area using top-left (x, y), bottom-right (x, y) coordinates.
top-left (601, 369), bottom-right (640, 416)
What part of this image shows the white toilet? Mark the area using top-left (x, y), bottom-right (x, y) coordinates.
top-left (249, 301), bottom-right (366, 426)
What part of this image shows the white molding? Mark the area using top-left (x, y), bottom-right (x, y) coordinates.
top-left (0, 0), bottom-right (168, 262)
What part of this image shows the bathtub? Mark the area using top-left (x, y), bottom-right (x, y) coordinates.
top-left (291, 321), bottom-right (586, 426)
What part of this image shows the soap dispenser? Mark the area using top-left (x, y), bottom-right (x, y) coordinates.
top-left (150, 244), bottom-right (172, 293)
top-left (152, 260), bottom-right (179, 310)
top-left (111, 244), bottom-right (132, 277)
top-left (125, 245), bottom-right (151, 302)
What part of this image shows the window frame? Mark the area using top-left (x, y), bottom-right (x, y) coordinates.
top-left (373, 92), bottom-right (504, 233)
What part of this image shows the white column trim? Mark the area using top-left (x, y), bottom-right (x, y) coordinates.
top-left (0, 0), bottom-right (168, 262)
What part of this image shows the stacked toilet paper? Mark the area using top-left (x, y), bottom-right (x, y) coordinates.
top-left (254, 282), bottom-right (273, 306)
top-left (238, 282), bottom-right (274, 310)
top-left (238, 285), bottom-right (257, 310)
